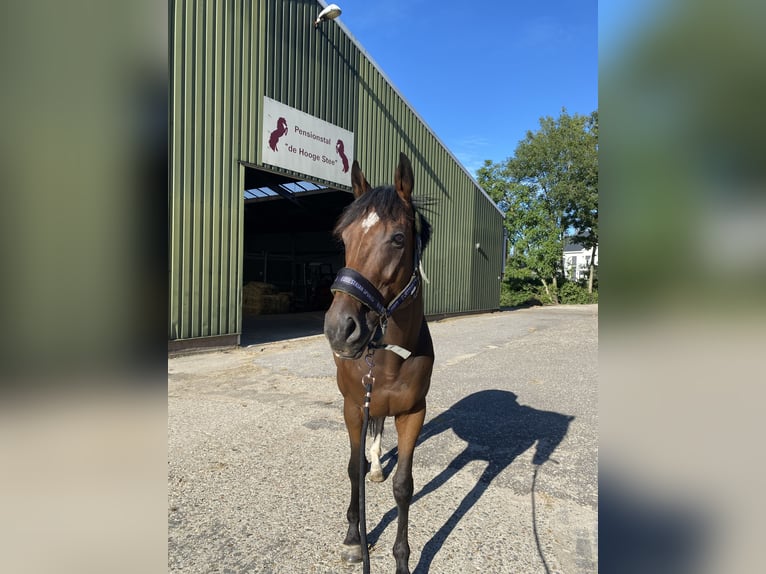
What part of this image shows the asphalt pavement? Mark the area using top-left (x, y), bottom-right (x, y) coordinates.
top-left (168, 305), bottom-right (598, 573)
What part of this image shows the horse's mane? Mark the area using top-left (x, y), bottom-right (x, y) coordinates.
top-left (334, 185), bottom-right (432, 250)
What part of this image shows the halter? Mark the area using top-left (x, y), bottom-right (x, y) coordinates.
top-left (329, 217), bottom-right (424, 360)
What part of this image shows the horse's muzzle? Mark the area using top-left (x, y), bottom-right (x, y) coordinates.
top-left (324, 299), bottom-right (375, 359)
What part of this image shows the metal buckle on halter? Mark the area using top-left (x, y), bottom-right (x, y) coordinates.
top-left (378, 315), bottom-right (388, 338)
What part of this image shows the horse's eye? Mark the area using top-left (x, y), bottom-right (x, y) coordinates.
top-left (392, 232), bottom-right (405, 247)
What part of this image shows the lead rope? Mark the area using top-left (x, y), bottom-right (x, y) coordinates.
top-left (359, 348), bottom-right (375, 574)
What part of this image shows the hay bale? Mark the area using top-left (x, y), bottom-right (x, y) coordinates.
top-left (275, 292), bottom-right (291, 312)
top-left (242, 282), bottom-right (291, 315)
top-left (243, 281), bottom-right (277, 298)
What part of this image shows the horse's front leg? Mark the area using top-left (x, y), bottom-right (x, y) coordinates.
top-left (369, 416), bottom-right (385, 482)
top-left (341, 398), bottom-right (364, 564)
top-left (392, 405), bottom-right (426, 574)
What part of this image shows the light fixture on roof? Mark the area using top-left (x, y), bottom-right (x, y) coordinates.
top-left (314, 4), bottom-right (342, 28)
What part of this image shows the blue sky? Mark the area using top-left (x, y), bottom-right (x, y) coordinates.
top-left (331, 0), bottom-right (598, 176)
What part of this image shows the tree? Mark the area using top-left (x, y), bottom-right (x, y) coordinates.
top-left (568, 111), bottom-right (598, 292)
top-left (477, 109), bottom-right (599, 300)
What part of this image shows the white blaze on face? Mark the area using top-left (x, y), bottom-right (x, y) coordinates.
top-left (361, 209), bottom-right (380, 234)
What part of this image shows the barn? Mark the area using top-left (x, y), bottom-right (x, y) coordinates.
top-left (169, 0), bottom-right (505, 350)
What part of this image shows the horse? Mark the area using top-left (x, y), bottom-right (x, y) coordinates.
top-left (336, 139), bottom-right (350, 173)
top-left (324, 152), bottom-right (434, 574)
top-left (268, 117), bottom-right (288, 151)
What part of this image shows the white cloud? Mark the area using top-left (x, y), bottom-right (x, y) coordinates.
top-left (450, 135), bottom-right (493, 176)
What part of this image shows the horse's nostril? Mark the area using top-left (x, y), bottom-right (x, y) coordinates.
top-left (343, 315), bottom-right (359, 343)
top-left (324, 310), bottom-right (361, 348)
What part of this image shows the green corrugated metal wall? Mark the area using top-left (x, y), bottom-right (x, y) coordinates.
top-left (170, 0), bottom-right (504, 342)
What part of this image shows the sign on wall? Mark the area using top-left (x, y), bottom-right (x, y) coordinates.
top-left (261, 96), bottom-right (354, 188)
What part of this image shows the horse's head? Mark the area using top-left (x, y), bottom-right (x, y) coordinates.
top-left (324, 153), bottom-right (428, 359)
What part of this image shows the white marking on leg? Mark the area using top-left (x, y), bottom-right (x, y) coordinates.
top-left (361, 209), bottom-right (379, 234)
top-left (369, 426), bottom-right (384, 482)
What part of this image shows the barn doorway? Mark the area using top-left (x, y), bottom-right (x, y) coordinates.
top-left (241, 164), bottom-right (353, 346)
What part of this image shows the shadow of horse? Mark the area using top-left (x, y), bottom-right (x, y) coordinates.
top-left (368, 389), bottom-right (574, 573)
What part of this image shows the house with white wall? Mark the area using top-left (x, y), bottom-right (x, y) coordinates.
top-left (563, 242), bottom-right (598, 281)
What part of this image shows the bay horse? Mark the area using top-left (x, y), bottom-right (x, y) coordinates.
top-left (324, 153), bottom-right (434, 574)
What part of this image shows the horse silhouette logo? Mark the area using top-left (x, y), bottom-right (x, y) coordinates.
top-left (268, 117), bottom-right (288, 151)
top-left (336, 139), bottom-right (349, 173)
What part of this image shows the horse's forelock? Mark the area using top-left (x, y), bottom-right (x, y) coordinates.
top-left (334, 185), bottom-right (432, 251)
top-left (334, 186), bottom-right (404, 234)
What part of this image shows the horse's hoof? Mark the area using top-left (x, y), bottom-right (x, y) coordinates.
top-left (369, 469), bottom-right (385, 482)
top-left (341, 543), bottom-right (363, 564)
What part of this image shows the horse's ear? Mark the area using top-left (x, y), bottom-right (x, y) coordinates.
top-left (394, 152), bottom-right (414, 205)
top-left (351, 161), bottom-right (371, 198)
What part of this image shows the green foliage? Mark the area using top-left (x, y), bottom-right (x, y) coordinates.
top-left (476, 159), bottom-right (509, 207)
top-left (499, 272), bottom-right (598, 307)
top-left (558, 280), bottom-right (599, 304)
top-left (499, 268), bottom-right (543, 307)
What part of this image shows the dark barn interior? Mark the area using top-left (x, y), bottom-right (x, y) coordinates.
top-left (242, 166), bottom-right (353, 323)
